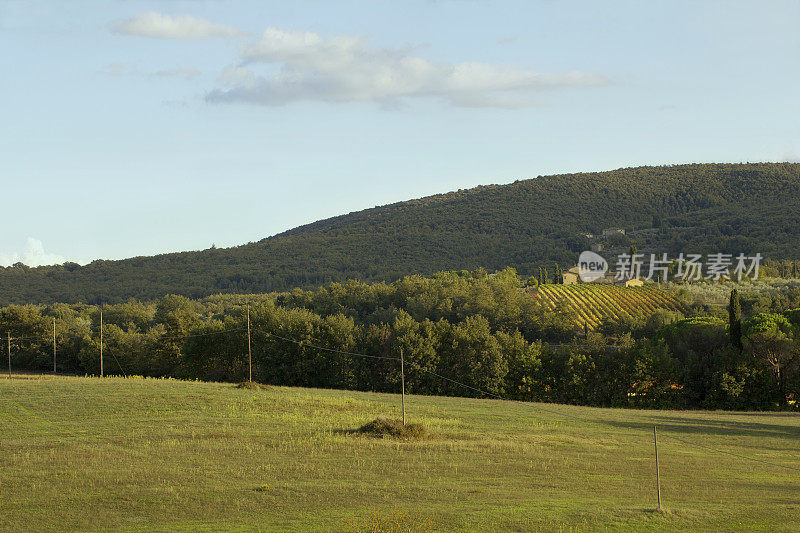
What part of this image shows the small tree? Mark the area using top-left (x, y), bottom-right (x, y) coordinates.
top-left (729, 289), bottom-right (743, 351)
top-left (743, 313), bottom-right (799, 407)
top-left (553, 264), bottom-right (563, 284)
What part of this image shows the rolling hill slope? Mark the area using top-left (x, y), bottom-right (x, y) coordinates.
top-left (3, 162), bottom-right (800, 304)
top-left (532, 284), bottom-right (690, 330)
top-left (3, 375), bottom-right (799, 531)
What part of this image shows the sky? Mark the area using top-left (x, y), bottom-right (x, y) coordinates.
top-left (1, 0), bottom-right (799, 266)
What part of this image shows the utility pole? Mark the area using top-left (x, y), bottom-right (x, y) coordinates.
top-left (654, 425), bottom-right (662, 511)
top-left (53, 317), bottom-right (57, 374)
top-left (400, 348), bottom-right (406, 425)
top-left (247, 305), bottom-right (252, 383)
top-left (99, 308), bottom-right (104, 378)
top-left (7, 332), bottom-right (10, 379)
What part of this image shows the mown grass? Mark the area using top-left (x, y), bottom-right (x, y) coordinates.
top-left (1, 374), bottom-right (798, 532)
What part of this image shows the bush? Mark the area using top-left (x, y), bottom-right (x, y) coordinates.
top-left (236, 380), bottom-right (268, 390)
top-left (356, 417), bottom-right (427, 440)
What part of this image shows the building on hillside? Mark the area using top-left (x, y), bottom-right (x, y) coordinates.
top-left (586, 270), bottom-right (614, 284)
top-left (590, 243), bottom-right (604, 252)
top-left (602, 227), bottom-right (626, 236)
top-left (563, 266), bottom-right (581, 285)
top-left (593, 272), bottom-right (645, 286)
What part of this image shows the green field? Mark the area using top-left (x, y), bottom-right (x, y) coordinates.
top-left (532, 285), bottom-right (689, 330)
top-left (1, 375), bottom-right (799, 532)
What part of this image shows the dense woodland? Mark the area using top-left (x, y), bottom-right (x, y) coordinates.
top-left (3, 163), bottom-right (800, 305)
top-left (3, 269), bottom-right (799, 410)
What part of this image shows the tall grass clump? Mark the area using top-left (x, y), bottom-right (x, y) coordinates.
top-left (356, 418), bottom-right (427, 440)
top-left (236, 380), bottom-right (268, 390)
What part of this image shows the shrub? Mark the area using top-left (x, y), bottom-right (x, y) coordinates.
top-left (236, 380), bottom-right (268, 390)
top-left (356, 417), bottom-right (427, 440)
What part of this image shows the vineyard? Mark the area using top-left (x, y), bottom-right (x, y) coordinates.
top-left (532, 284), bottom-right (690, 330)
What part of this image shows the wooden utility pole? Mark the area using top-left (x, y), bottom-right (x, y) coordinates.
top-left (99, 309), bottom-right (104, 378)
top-left (654, 425), bottom-right (662, 511)
top-left (400, 348), bottom-right (406, 425)
top-left (7, 332), bottom-right (10, 379)
top-left (53, 317), bottom-right (57, 373)
top-left (246, 305), bottom-right (252, 383)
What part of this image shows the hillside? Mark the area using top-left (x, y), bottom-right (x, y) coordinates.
top-left (2, 375), bottom-right (798, 531)
top-left (3, 162), bottom-right (800, 304)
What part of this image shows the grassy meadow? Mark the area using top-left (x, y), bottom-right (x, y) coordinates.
top-left (1, 374), bottom-right (799, 532)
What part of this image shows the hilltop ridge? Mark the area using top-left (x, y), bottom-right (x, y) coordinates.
top-left (2, 162), bottom-right (799, 304)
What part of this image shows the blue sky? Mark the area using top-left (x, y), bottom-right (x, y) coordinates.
top-left (1, 0), bottom-right (798, 266)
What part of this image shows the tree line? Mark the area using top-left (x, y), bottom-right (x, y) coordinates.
top-left (2, 269), bottom-right (798, 410)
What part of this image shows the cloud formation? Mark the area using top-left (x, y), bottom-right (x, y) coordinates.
top-left (0, 238), bottom-right (66, 268)
top-left (207, 27), bottom-right (609, 108)
top-left (113, 12), bottom-right (243, 40)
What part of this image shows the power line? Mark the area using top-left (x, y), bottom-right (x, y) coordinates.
top-left (5, 320), bottom-right (799, 473)
top-left (258, 329), bottom-right (402, 362)
top-left (257, 327), bottom-right (800, 474)
top-left (3, 326), bottom-right (248, 344)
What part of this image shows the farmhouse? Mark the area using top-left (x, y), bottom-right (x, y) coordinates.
top-left (602, 227), bottom-right (626, 236)
top-left (592, 272), bottom-right (645, 286)
top-left (561, 263), bottom-right (645, 286)
top-left (562, 266), bottom-right (581, 284)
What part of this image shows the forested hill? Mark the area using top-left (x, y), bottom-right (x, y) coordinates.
top-left (4, 162), bottom-right (800, 305)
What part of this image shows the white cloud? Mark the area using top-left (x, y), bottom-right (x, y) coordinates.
top-left (0, 238), bottom-right (66, 268)
top-left (207, 27), bottom-right (609, 108)
top-left (113, 12), bottom-right (244, 40)
top-left (218, 66), bottom-right (256, 86)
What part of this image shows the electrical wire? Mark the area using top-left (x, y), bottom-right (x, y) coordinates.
top-left (257, 327), bottom-right (800, 473)
top-left (5, 321), bottom-right (799, 473)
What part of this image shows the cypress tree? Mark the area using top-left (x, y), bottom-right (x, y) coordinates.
top-left (553, 264), bottom-right (562, 284)
top-left (729, 289), bottom-right (743, 351)
top-left (628, 245), bottom-right (638, 279)
top-left (542, 267), bottom-right (549, 285)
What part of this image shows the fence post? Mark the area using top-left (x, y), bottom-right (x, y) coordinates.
top-left (53, 317), bottom-right (57, 373)
top-left (6, 332), bottom-right (10, 379)
top-left (99, 308), bottom-right (103, 378)
top-left (654, 425), bottom-right (662, 511)
top-left (400, 348), bottom-right (406, 425)
top-left (247, 305), bottom-right (252, 383)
